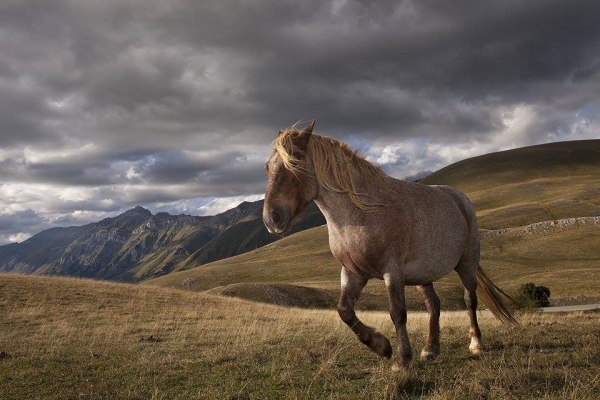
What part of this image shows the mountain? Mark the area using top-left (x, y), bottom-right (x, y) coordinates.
top-left (174, 202), bottom-right (325, 271)
top-left (0, 201), bottom-right (326, 282)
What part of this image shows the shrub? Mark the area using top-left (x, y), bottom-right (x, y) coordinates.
top-left (516, 282), bottom-right (551, 308)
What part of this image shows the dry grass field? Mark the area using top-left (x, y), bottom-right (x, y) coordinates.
top-left (2, 141), bottom-right (599, 398)
top-left (1, 273), bottom-right (599, 399)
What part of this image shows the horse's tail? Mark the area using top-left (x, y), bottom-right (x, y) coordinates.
top-left (476, 266), bottom-right (519, 325)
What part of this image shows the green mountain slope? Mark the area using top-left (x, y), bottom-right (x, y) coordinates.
top-left (147, 217), bottom-right (600, 309)
top-left (420, 139), bottom-right (600, 229)
top-left (173, 202), bottom-right (325, 272)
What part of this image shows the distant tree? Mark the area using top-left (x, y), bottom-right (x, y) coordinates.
top-left (517, 282), bottom-right (551, 308)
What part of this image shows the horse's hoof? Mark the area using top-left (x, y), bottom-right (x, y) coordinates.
top-left (420, 347), bottom-right (439, 361)
top-left (370, 332), bottom-right (393, 359)
top-left (469, 338), bottom-right (484, 355)
top-left (391, 359), bottom-right (410, 372)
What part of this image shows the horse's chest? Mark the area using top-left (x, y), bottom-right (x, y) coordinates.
top-left (328, 228), bottom-right (386, 279)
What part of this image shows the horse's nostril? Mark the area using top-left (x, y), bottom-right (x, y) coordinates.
top-left (271, 211), bottom-right (281, 225)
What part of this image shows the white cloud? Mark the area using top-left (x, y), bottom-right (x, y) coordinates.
top-left (7, 232), bottom-right (31, 243)
top-left (370, 102), bottom-right (598, 180)
top-left (198, 194), bottom-right (264, 216)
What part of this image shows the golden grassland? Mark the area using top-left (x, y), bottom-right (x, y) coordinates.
top-left (1, 274), bottom-right (599, 399)
top-left (147, 218), bottom-right (600, 310)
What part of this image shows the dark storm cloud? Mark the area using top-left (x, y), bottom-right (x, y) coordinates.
top-left (154, 0), bottom-right (600, 138)
top-left (3, 0), bottom-right (599, 144)
top-left (0, 209), bottom-right (43, 232)
top-left (250, 0), bottom-right (600, 139)
top-left (0, 0), bottom-right (599, 242)
top-left (138, 150), bottom-right (237, 184)
top-left (0, 208), bottom-right (46, 245)
top-left (0, 149), bottom-right (133, 186)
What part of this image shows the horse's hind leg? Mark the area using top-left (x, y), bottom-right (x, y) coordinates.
top-left (337, 267), bottom-right (392, 359)
top-left (417, 283), bottom-right (440, 361)
top-left (464, 287), bottom-right (483, 354)
top-left (455, 264), bottom-right (484, 355)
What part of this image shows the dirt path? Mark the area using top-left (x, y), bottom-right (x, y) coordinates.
top-left (436, 303), bottom-right (600, 317)
top-left (539, 303), bottom-right (600, 312)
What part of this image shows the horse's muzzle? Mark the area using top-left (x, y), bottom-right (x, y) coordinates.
top-left (263, 209), bottom-right (291, 234)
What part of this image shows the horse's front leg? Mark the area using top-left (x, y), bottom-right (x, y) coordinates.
top-left (384, 271), bottom-right (412, 370)
top-left (337, 267), bottom-right (392, 358)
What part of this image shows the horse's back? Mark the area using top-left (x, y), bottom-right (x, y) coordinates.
top-left (415, 183), bottom-right (479, 246)
top-left (390, 180), bottom-right (475, 222)
top-left (431, 184), bottom-right (478, 230)
top-left (387, 181), bottom-right (478, 284)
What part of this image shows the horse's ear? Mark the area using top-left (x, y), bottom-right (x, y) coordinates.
top-left (294, 120), bottom-right (315, 153)
top-left (301, 120), bottom-right (316, 135)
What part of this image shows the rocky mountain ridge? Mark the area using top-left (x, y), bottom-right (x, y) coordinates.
top-left (0, 200), bottom-right (325, 282)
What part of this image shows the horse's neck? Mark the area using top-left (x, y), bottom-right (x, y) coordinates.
top-left (313, 189), bottom-right (358, 227)
top-left (313, 178), bottom-right (382, 229)
top-left (311, 160), bottom-right (390, 228)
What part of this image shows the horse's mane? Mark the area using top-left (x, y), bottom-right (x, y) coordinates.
top-left (273, 124), bottom-right (386, 210)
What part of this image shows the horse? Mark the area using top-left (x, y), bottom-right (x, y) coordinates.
top-left (262, 120), bottom-right (518, 370)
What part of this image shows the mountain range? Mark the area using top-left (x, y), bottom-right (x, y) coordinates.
top-left (0, 201), bottom-right (325, 282)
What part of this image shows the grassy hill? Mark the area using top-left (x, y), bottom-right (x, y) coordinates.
top-left (420, 139), bottom-right (600, 229)
top-left (147, 217), bottom-right (600, 310)
top-left (173, 202), bottom-right (325, 272)
top-left (1, 273), bottom-right (598, 399)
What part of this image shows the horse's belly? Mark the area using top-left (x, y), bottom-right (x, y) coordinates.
top-left (402, 259), bottom-right (458, 285)
top-left (328, 221), bottom-right (466, 283)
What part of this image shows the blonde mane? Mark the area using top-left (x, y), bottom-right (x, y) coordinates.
top-left (273, 124), bottom-right (387, 210)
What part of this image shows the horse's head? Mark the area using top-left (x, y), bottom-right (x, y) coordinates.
top-left (263, 120), bottom-right (319, 234)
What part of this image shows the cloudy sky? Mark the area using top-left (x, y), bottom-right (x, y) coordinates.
top-left (0, 0), bottom-right (599, 244)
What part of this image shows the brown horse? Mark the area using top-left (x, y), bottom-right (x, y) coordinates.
top-left (263, 120), bottom-right (517, 370)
